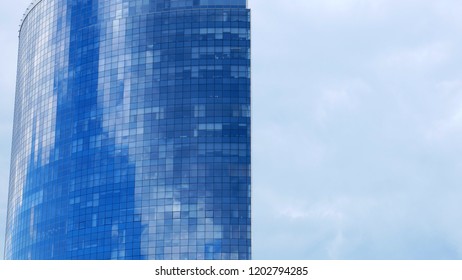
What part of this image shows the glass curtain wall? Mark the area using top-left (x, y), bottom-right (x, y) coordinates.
top-left (5, 0), bottom-right (250, 260)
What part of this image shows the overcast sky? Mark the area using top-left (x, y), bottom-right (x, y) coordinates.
top-left (2, 0), bottom-right (462, 259)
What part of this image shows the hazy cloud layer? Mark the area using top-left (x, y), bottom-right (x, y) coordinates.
top-left (251, 0), bottom-right (462, 259)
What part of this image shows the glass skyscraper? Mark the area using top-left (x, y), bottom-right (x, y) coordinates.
top-left (4, 0), bottom-right (250, 260)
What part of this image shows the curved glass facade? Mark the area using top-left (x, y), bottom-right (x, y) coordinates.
top-left (5, 0), bottom-right (250, 260)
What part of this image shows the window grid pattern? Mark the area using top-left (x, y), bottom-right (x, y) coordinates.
top-left (5, 0), bottom-right (250, 260)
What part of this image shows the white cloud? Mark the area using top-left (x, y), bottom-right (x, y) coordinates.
top-left (279, 199), bottom-right (346, 222)
top-left (251, 0), bottom-right (389, 23)
top-left (255, 185), bottom-right (462, 259)
top-left (377, 42), bottom-right (451, 71)
top-left (313, 80), bottom-right (368, 125)
top-left (419, 80), bottom-right (462, 143)
top-left (426, 105), bottom-right (462, 141)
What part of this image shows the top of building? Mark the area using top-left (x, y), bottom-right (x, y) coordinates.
top-left (19, 0), bottom-right (247, 32)
top-left (19, 1), bottom-right (40, 28)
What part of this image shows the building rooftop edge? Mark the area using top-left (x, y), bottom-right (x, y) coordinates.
top-left (19, 0), bottom-right (248, 33)
top-left (19, 1), bottom-right (42, 33)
